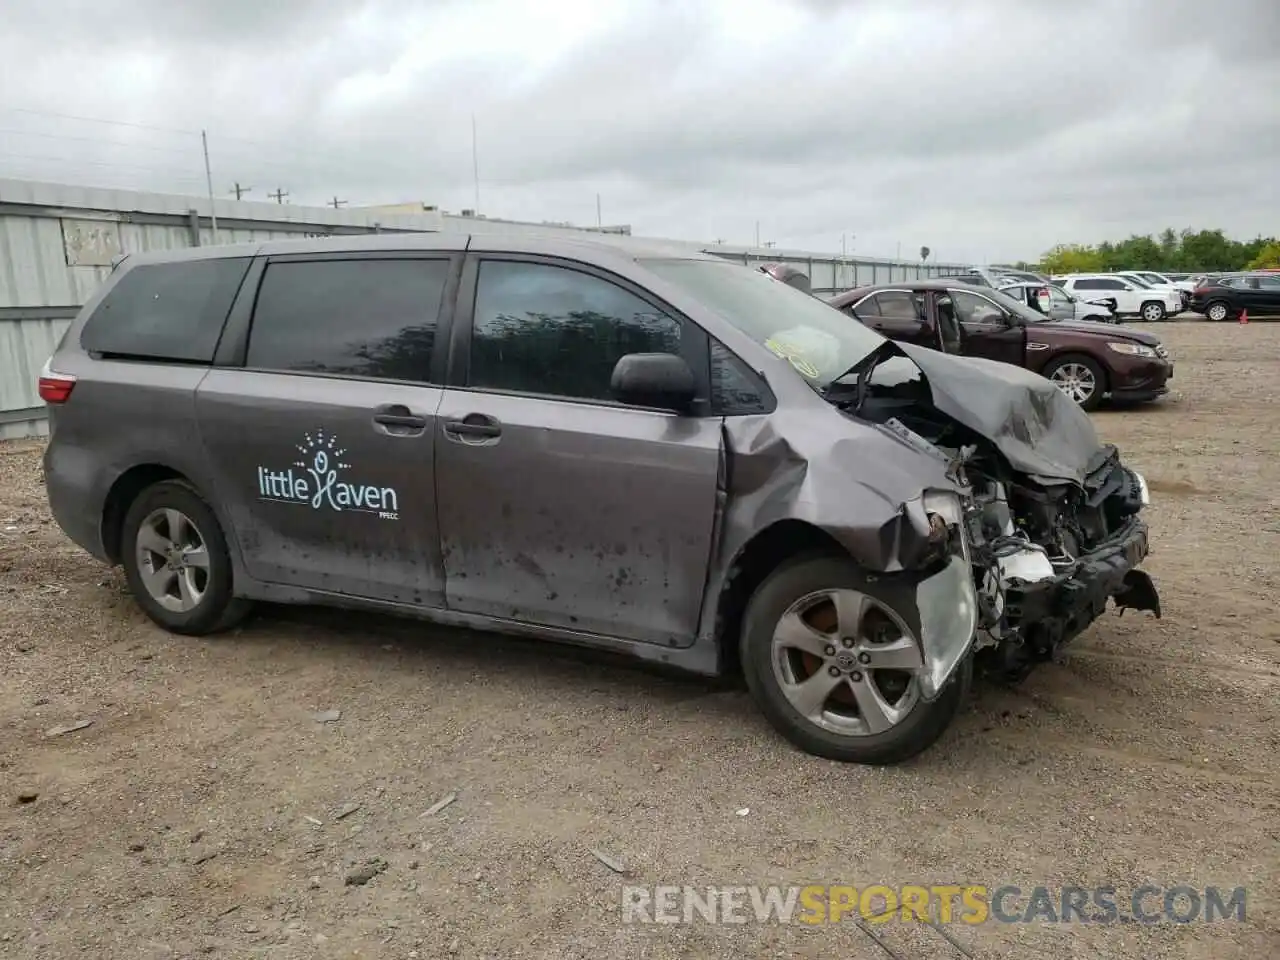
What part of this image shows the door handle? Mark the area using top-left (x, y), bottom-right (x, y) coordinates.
top-left (373, 404), bottom-right (427, 430)
top-left (443, 414), bottom-right (502, 440)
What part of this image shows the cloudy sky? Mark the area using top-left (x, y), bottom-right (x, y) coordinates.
top-left (1, 0), bottom-right (1276, 264)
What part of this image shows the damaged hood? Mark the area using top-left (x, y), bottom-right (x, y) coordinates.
top-left (894, 342), bottom-right (1107, 485)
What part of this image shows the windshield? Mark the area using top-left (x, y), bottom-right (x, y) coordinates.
top-left (1140, 273), bottom-right (1168, 285)
top-left (1120, 274), bottom-right (1153, 288)
top-left (642, 258), bottom-right (884, 387)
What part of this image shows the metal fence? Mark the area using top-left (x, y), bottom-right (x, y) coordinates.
top-left (0, 177), bottom-right (966, 439)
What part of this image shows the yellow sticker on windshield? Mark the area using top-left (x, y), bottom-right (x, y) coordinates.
top-left (765, 338), bottom-right (821, 379)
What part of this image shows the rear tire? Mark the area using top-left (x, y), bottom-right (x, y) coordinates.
top-left (1205, 301), bottom-right (1230, 322)
top-left (1140, 301), bottom-right (1166, 323)
top-left (740, 554), bottom-right (971, 765)
top-left (121, 480), bottom-right (251, 635)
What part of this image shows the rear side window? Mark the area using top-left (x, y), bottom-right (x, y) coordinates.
top-left (80, 257), bottom-right (251, 362)
top-left (246, 258), bottom-right (450, 383)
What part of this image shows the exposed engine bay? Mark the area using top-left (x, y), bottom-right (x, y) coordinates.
top-left (846, 344), bottom-right (1163, 681)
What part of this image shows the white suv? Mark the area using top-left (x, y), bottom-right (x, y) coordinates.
top-left (1112, 272), bottom-right (1190, 310)
top-left (1053, 275), bottom-right (1182, 322)
top-left (1131, 271), bottom-right (1197, 294)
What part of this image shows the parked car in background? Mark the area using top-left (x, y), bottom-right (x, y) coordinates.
top-left (1131, 271), bottom-right (1197, 294)
top-left (827, 281), bottom-right (1172, 410)
top-left (954, 266), bottom-right (1049, 287)
top-left (997, 280), bottom-right (1117, 323)
top-left (1053, 275), bottom-right (1182, 322)
top-left (1113, 272), bottom-right (1190, 310)
top-left (1189, 273), bottom-right (1280, 320)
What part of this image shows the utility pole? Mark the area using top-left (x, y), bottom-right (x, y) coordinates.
top-left (329, 197), bottom-right (347, 209)
top-left (230, 182), bottom-right (252, 201)
top-left (596, 193), bottom-right (602, 228)
top-left (471, 114), bottom-right (480, 214)
top-left (268, 188), bottom-right (289, 204)
top-left (201, 130), bottom-right (219, 243)
top-left (755, 221), bottom-right (760, 247)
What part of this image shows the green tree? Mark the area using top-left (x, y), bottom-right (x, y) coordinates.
top-left (1246, 241), bottom-right (1280, 270)
top-left (1037, 228), bottom-right (1278, 274)
top-left (1040, 244), bottom-right (1104, 275)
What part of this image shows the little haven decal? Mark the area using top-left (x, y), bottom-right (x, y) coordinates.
top-left (257, 429), bottom-right (400, 520)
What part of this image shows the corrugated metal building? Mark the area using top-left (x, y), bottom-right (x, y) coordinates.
top-left (0, 177), bottom-right (966, 439)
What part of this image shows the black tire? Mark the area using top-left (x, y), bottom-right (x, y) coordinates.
top-left (739, 553), bottom-right (971, 765)
top-left (121, 479), bottom-right (251, 635)
top-left (1042, 353), bottom-right (1107, 412)
top-left (1205, 300), bottom-right (1231, 322)
top-left (1140, 301), bottom-right (1166, 323)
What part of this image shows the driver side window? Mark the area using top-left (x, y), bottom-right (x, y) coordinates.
top-left (951, 290), bottom-right (1006, 325)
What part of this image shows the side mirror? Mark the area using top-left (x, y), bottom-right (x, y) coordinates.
top-left (1122, 284), bottom-right (1135, 291)
top-left (610, 353), bottom-right (697, 412)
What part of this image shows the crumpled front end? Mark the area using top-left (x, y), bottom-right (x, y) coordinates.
top-left (710, 409), bottom-right (985, 701)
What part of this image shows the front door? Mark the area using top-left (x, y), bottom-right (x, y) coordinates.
top-left (948, 288), bottom-right (1026, 367)
top-left (1045, 285), bottom-right (1076, 320)
top-left (197, 253), bottom-right (457, 606)
top-left (434, 256), bottom-right (723, 646)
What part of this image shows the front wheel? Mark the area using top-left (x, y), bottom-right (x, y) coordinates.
top-left (1140, 301), bottom-right (1166, 323)
top-left (1205, 301), bottom-right (1230, 322)
top-left (740, 554), bottom-right (971, 765)
top-left (121, 480), bottom-right (251, 635)
top-left (1043, 354), bottom-right (1106, 411)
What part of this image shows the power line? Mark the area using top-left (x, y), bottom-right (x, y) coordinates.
top-left (3, 106), bottom-right (199, 137)
top-left (0, 150), bottom-right (206, 180)
top-left (0, 126), bottom-right (199, 157)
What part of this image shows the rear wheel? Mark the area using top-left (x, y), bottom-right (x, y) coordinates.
top-left (1140, 301), bottom-right (1166, 323)
top-left (1205, 301), bottom-right (1230, 322)
top-left (1044, 354), bottom-right (1106, 411)
top-left (740, 554), bottom-right (970, 765)
top-left (121, 480), bottom-right (250, 635)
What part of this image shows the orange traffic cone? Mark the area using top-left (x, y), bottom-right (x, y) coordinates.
top-left (1239, 309), bottom-right (1249, 325)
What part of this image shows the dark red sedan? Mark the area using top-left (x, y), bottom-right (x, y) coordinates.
top-left (827, 281), bottom-right (1173, 410)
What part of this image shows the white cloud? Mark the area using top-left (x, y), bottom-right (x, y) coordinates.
top-left (0, 0), bottom-right (1276, 263)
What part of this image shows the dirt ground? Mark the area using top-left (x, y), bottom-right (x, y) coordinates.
top-left (2, 321), bottom-right (1277, 960)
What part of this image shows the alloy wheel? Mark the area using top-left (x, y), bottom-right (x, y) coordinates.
top-left (135, 508), bottom-right (210, 613)
top-left (770, 588), bottom-right (924, 737)
top-left (1207, 303), bottom-right (1228, 321)
top-left (1142, 303), bottom-right (1165, 322)
top-left (1049, 362), bottom-right (1097, 406)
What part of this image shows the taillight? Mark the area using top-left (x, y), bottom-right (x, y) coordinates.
top-left (38, 361), bottom-right (76, 404)
top-left (1192, 286), bottom-right (1213, 296)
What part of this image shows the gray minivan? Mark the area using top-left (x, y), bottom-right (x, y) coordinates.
top-left (40, 233), bottom-right (1161, 764)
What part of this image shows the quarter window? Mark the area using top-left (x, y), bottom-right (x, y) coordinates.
top-left (468, 260), bottom-right (682, 401)
top-left (80, 257), bottom-right (251, 362)
top-left (710, 339), bottom-right (772, 415)
top-left (246, 258), bottom-right (450, 382)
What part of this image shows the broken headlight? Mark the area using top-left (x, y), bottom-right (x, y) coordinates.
top-left (916, 491), bottom-right (978, 699)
